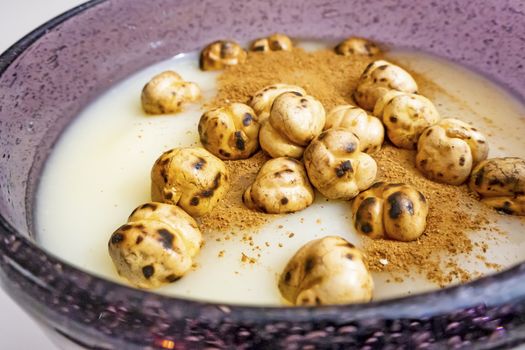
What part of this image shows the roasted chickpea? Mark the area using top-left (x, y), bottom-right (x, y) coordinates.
top-left (417, 118), bottom-right (488, 185)
top-left (151, 147), bottom-right (229, 217)
top-left (353, 60), bottom-right (418, 111)
top-left (243, 157), bottom-right (314, 214)
top-left (199, 103), bottom-right (260, 160)
top-left (304, 128), bottom-right (377, 200)
top-left (351, 182), bottom-right (429, 241)
top-left (334, 37), bottom-right (381, 57)
top-left (469, 157), bottom-right (525, 216)
top-left (279, 236), bottom-right (373, 305)
top-left (259, 92), bottom-right (325, 158)
top-left (250, 33), bottom-right (293, 52)
top-left (200, 40), bottom-right (247, 71)
top-left (374, 91), bottom-right (440, 149)
top-left (141, 71), bottom-right (201, 114)
top-left (249, 84), bottom-right (306, 122)
top-left (108, 202), bottom-right (202, 289)
top-left (325, 104), bottom-right (384, 154)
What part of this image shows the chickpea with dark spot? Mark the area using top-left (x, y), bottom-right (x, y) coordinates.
top-left (243, 157), bottom-right (314, 214)
top-left (199, 103), bottom-right (260, 160)
top-left (249, 83), bottom-right (306, 122)
top-left (151, 147), bottom-right (229, 217)
top-left (351, 182), bottom-right (429, 241)
top-left (335, 37), bottom-right (381, 57)
top-left (374, 91), bottom-right (440, 149)
top-left (108, 202), bottom-right (202, 289)
top-left (417, 118), bottom-right (488, 185)
top-left (354, 60), bottom-right (418, 111)
top-left (250, 33), bottom-right (293, 52)
top-left (304, 128), bottom-right (377, 200)
top-left (200, 40), bottom-right (247, 71)
top-left (469, 157), bottom-right (525, 216)
top-left (279, 236), bottom-right (373, 305)
top-left (325, 104), bottom-right (384, 154)
top-left (259, 92), bottom-right (325, 158)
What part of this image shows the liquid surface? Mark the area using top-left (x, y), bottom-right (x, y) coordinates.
top-left (37, 44), bottom-right (525, 305)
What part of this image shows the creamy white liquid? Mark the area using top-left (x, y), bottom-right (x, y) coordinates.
top-left (36, 44), bottom-right (525, 305)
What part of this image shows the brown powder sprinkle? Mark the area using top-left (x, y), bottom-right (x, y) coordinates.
top-left (198, 151), bottom-right (272, 233)
top-left (241, 252), bottom-right (257, 264)
top-left (201, 48), bottom-right (377, 237)
top-left (198, 46), bottom-right (511, 287)
top-left (365, 144), bottom-right (504, 286)
top-left (208, 48), bottom-right (376, 111)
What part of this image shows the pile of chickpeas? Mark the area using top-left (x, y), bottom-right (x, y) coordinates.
top-left (108, 34), bottom-right (525, 306)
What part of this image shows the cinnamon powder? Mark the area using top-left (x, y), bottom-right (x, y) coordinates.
top-left (198, 151), bottom-right (271, 232)
top-left (207, 48), bottom-right (374, 111)
top-left (369, 144), bottom-right (501, 286)
top-left (201, 47), bottom-right (504, 286)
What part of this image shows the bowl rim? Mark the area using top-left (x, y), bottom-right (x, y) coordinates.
top-left (0, 0), bottom-right (524, 324)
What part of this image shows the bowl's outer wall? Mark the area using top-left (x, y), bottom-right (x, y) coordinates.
top-left (0, 0), bottom-right (524, 348)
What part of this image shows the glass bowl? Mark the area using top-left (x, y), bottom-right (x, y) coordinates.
top-left (1, 0), bottom-right (524, 348)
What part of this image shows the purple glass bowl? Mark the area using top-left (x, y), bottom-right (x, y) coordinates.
top-left (1, 0), bottom-right (525, 348)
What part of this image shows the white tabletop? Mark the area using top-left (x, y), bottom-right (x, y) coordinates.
top-left (0, 2), bottom-right (86, 348)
